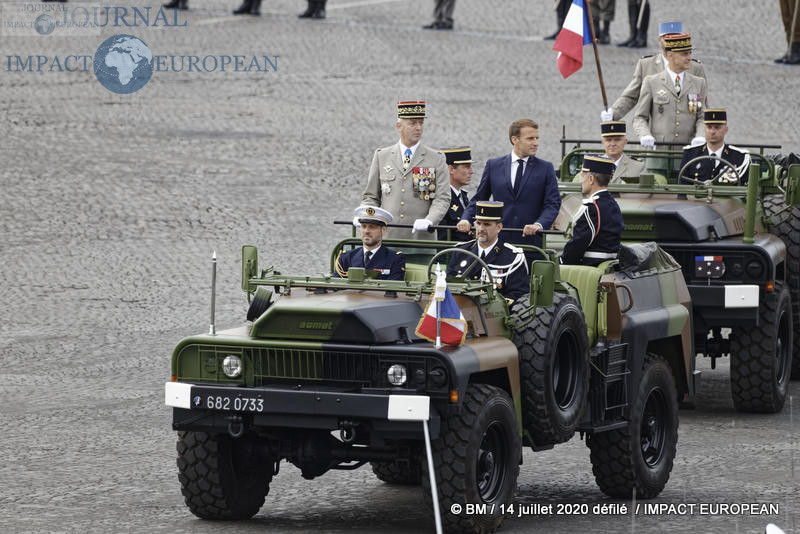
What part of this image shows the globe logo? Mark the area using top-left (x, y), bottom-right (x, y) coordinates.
top-left (34, 14), bottom-right (55, 36)
top-left (93, 35), bottom-right (154, 95)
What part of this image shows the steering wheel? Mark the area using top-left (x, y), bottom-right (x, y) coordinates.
top-left (679, 154), bottom-right (741, 186)
top-left (426, 248), bottom-right (495, 289)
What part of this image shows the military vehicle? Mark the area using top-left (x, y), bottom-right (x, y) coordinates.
top-left (555, 138), bottom-right (800, 414)
top-left (165, 229), bottom-right (695, 533)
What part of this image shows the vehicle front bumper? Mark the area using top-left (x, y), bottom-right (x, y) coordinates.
top-left (165, 381), bottom-right (438, 437)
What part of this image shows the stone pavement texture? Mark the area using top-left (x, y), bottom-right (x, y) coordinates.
top-left (0, 0), bottom-right (798, 532)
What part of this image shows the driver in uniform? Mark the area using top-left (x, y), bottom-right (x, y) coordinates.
top-left (334, 206), bottom-right (406, 281)
top-left (679, 109), bottom-right (750, 184)
top-left (446, 201), bottom-right (528, 302)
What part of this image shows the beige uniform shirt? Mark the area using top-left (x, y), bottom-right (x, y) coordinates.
top-left (361, 142), bottom-right (449, 239)
top-left (632, 71), bottom-right (707, 145)
top-left (612, 54), bottom-right (707, 120)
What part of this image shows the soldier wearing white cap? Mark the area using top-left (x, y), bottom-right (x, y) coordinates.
top-left (334, 206), bottom-right (406, 281)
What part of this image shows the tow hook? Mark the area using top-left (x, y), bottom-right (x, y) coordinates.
top-left (226, 415), bottom-right (245, 438)
top-left (339, 420), bottom-right (357, 444)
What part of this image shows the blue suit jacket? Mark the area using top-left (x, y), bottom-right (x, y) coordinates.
top-left (462, 154), bottom-right (561, 248)
top-left (334, 245), bottom-right (405, 281)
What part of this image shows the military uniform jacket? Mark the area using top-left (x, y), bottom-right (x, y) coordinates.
top-left (362, 142), bottom-right (449, 240)
top-left (438, 188), bottom-right (473, 242)
top-left (334, 245), bottom-right (406, 281)
top-left (612, 54), bottom-right (707, 120)
top-left (560, 190), bottom-right (624, 266)
top-left (632, 70), bottom-right (707, 145)
top-left (610, 154), bottom-right (645, 183)
top-left (461, 154), bottom-right (562, 249)
top-left (679, 143), bottom-right (750, 183)
top-left (446, 238), bottom-right (529, 301)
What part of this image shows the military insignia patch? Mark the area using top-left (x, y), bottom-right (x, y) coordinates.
top-left (451, 204), bottom-right (459, 212)
top-left (381, 182), bottom-right (391, 195)
top-left (657, 89), bottom-right (667, 96)
top-left (383, 165), bottom-right (393, 173)
top-left (460, 260), bottom-right (467, 267)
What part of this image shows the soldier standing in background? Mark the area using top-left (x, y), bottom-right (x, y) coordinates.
top-left (776, 0), bottom-right (800, 64)
top-left (589, 0), bottom-right (616, 45)
top-left (602, 21), bottom-right (707, 122)
top-left (632, 33), bottom-right (707, 149)
top-left (423, 0), bottom-right (456, 30)
top-left (617, 0), bottom-right (649, 48)
top-left (361, 101), bottom-right (450, 240)
top-left (545, 0), bottom-right (572, 40)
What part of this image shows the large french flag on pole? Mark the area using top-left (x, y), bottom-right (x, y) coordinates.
top-left (552, 0), bottom-right (593, 78)
top-left (415, 271), bottom-right (467, 347)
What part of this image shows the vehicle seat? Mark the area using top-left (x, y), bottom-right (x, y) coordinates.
top-left (559, 261), bottom-right (615, 345)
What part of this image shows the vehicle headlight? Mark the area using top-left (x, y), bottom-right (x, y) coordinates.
top-left (222, 355), bottom-right (242, 378)
top-left (387, 364), bottom-right (407, 386)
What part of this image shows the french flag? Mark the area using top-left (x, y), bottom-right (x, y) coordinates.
top-left (415, 285), bottom-right (467, 347)
top-left (552, 0), bottom-right (593, 79)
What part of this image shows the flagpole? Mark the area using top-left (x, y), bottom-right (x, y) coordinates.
top-left (435, 300), bottom-right (442, 349)
top-left (584, 0), bottom-right (608, 108)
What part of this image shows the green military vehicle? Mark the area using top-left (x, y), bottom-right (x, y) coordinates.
top-left (165, 235), bottom-right (694, 533)
top-left (556, 139), bottom-right (800, 414)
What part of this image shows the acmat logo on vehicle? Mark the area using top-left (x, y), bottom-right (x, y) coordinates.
top-left (298, 321), bottom-right (334, 330)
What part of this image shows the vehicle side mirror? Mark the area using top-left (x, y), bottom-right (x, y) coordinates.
top-left (785, 164), bottom-right (800, 207)
top-left (242, 245), bottom-right (258, 292)
top-left (530, 260), bottom-right (555, 308)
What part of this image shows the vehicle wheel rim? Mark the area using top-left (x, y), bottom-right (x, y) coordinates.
top-left (776, 308), bottom-right (790, 385)
top-left (553, 328), bottom-right (580, 410)
top-left (640, 387), bottom-right (667, 467)
top-left (476, 421), bottom-right (508, 502)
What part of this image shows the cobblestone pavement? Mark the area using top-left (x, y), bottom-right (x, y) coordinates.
top-left (1, 0), bottom-right (799, 532)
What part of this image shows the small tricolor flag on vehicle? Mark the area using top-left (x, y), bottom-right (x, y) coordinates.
top-left (415, 268), bottom-right (467, 347)
top-left (695, 256), bottom-right (723, 261)
top-left (552, 0), bottom-right (593, 78)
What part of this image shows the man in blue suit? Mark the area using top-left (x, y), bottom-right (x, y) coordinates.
top-left (334, 206), bottom-right (406, 281)
top-left (457, 118), bottom-right (561, 258)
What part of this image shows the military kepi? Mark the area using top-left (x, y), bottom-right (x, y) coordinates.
top-left (397, 100), bottom-right (426, 119)
top-left (663, 33), bottom-right (692, 51)
top-left (658, 21), bottom-right (682, 36)
top-left (440, 146), bottom-right (474, 166)
top-left (703, 108), bottom-right (727, 124)
top-left (475, 201), bottom-right (503, 221)
top-left (601, 121), bottom-right (626, 137)
top-left (582, 155), bottom-right (616, 176)
top-left (355, 205), bottom-right (393, 225)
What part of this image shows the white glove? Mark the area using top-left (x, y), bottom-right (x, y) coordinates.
top-left (600, 108), bottom-right (614, 122)
top-left (352, 216), bottom-right (361, 227)
top-left (639, 135), bottom-right (656, 149)
top-left (412, 218), bottom-right (433, 233)
top-left (690, 136), bottom-right (706, 147)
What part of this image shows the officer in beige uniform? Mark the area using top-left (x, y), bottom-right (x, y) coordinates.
top-left (361, 100), bottom-right (450, 240)
top-left (632, 33), bottom-right (707, 149)
top-left (602, 21), bottom-right (707, 121)
top-left (600, 121), bottom-right (644, 183)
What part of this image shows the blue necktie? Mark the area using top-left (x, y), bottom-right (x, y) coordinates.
top-left (514, 159), bottom-right (524, 195)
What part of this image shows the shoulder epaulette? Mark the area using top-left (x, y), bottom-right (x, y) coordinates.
top-left (503, 242), bottom-right (523, 254)
top-left (396, 250), bottom-right (403, 254)
top-left (682, 143), bottom-right (694, 150)
top-left (691, 58), bottom-right (702, 63)
top-left (727, 144), bottom-right (749, 154)
top-left (641, 54), bottom-right (655, 59)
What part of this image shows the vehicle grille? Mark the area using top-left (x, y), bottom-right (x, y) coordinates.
top-left (245, 347), bottom-right (433, 388)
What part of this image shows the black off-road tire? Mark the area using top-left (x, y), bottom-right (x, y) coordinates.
top-left (763, 193), bottom-right (800, 379)
top-left (422, 384), bottom-right (521, 534)
top-left (588, 353), bottom-right (678, 499)
top-left (511, 293), bottom-right (589, 446)
top-left (177, 431), bottom-right (272, 519)
top-left (730, 282), bottom-right (793, 413)
top-left (370, 458), bottom-right (422, 486)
